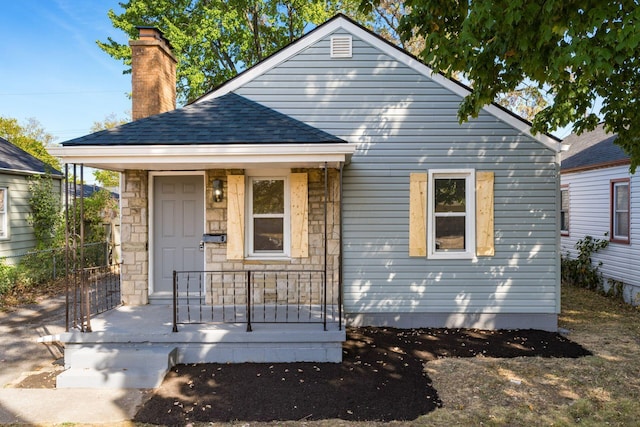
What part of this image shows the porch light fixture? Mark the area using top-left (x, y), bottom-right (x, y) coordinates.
top-left (213, 179), bottom-right (223, 202)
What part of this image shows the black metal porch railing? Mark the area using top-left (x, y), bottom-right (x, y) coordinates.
top-left (67, 263), bottom-right (122, 332)
top-left (172, 270), bottom-right (341, 332)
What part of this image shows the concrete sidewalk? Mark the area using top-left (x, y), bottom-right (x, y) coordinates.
top-left (0, 295), bottom-right (152, 424)
top-left (0, 388), bottom-right (150, 425)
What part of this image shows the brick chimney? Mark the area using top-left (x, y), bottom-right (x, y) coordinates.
top-left (129, 27), bottom-right (177, 120)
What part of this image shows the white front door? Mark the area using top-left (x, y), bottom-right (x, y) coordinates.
top-left (152, 175), bottom-right (204, 295)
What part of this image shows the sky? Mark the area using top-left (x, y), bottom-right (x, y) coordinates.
top-left (0, 0), bottom-right (131, 143)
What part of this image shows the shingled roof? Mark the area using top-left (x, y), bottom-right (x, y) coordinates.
top-left (62, 92), bottom-right (345, 146)
top-left (0, 136), bottom-right (62, 176)
top-left (561, 124), bottom-right (629, 171)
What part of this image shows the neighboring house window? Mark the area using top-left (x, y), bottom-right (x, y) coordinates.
top-left (0, 187), bottom-right (6, 239)
top-left (427, 169), bottom-right (476, 259)
top-left (247, 174), bottom-right (290, 257)
top-left (611, 178), bottom-right (630, 243)
top-left (560, 186), bottom-right (570, 235)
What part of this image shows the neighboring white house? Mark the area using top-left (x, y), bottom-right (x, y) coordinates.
top-left (560, 124), bottom-right (639, 305)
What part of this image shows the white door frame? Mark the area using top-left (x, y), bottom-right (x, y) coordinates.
top-left (148, 171), bottom-right (206, 295)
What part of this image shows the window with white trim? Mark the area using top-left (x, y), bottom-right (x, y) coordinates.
top-left (427, 170), bottom-right (476, 259)
top-left (560, 186), bottom-right (569, 235)
top-left (611, 179), bottom-right (630, 243)
top-left (247, 175), bottom-right (290, 257)
top-left (0, 187), bottom-right (6, 239)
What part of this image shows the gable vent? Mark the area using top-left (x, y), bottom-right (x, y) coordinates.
top-left (331, 36), bottom-right (352, 58)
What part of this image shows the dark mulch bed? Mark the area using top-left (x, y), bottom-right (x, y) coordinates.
top-left (134, 326), bottom-right (591, 425)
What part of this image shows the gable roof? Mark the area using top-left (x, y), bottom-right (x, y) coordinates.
top-left (561, 124), bottom-right (628, 172)
top-left (62, 93), bottom-right (345, 146)
top-left (198, 14), bottom-right (562, 153)
top-left (0, 136), bottom-right (62, 176)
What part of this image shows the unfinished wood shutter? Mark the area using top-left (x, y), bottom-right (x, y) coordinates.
top-left (476, 171), bottom-right (495, 256)
top-left (409, 172), bottom-right (428, 257)
top-left (290, 172), bottom-right (309, 258)
top-left (226, 175), bottom-right (245, 260)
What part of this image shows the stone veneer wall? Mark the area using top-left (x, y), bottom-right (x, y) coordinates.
top-left (118, 168), bottom-right (340, 306)
top-left (204, 168), bottom-right (341, 306)
top-left (120, 170), bottom-right (149, 305)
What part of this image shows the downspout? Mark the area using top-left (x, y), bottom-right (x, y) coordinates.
top-left (555, 151), bottom-right (562, 318)
top-left (338, 163), bottom-right (343, 331)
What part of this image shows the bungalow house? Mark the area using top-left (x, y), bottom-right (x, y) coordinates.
top-left (0, 136), bottom-right (63, 263)
top-left (47, 15), bottom-right (563, 388)
top-left (560, 124), bottom-right (639, 305)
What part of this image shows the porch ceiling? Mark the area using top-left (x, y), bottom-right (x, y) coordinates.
top-left (48, 143), bottom-right (354, 171)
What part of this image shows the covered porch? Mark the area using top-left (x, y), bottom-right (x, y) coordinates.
top-left (41, 301), bottom-right (344, 389)
top-left (46, 93), bottom-right (354, 388)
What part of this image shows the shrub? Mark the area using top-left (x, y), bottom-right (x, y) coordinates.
top-left (561, 234), bottom-right (609, 291)
top-left (0, 259), bottom-right (17, 296)
top-left (27, 175), bottom-right (63, 249)
top-left (17, 247), bottom-right (67, 286)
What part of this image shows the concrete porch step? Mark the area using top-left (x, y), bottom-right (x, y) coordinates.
top-left (57, 346), bottom-right (178, 389)
top-left (56, 366), bottom-right (169, 389)
top-left (63, 345), bottom-right (178, 369)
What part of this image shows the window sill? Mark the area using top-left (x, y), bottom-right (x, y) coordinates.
top-left (610, 238), bottom-right (630, 245)
top-left (427, 252), bottom-right (475, 260)
top-left (243, 258), bottom-right (292, 265)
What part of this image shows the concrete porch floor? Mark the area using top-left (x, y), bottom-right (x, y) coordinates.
top-left (39, 304), bottom-right (345, 388)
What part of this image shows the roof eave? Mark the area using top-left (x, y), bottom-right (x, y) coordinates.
top-left (48, 143), bottom-right (356, 171)
top-left (561, 158), bottom-right (631, 174)
top-left (0, 167), bottom-right (64, 179)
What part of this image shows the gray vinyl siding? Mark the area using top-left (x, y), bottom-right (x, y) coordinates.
top-left (0, 173), bottom-right (36, 262)
top-left (0, 172), bottom-right (63, 263)
top-left (561, 166), bottom-right (640, 304)
top-left (235, 30), bottom-right (559, 317)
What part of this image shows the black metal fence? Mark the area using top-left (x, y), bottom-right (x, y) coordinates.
top-left (172, 269), bottom-right (341, 332)
top-left (66, 263), bottom-right (121, 332)
top-left (0, 242), bottom-right (111, 281)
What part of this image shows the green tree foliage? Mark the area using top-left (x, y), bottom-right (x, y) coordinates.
top-left (90, 112), bottom-right (130, 133)
top-left (27, 175), bottom-right (63, 249)
top-left (101, 1), bottom-right (548, 126)
top-left (92, 170), bottom-right (120, 188)
top-left (78, 189), bottom-right (118, 244)
top-left (387, 1), bottom-right (640, 170)
top-left (0, 117), bottom-right (60, 170)
top-left (99, 0), bottom-right (368, 103)
top-left (368, 0), bottom-right (424, 54)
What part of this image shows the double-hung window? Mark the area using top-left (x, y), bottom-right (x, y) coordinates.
top-left (560, 186), bottom-right (570, 235)
top-left (611, 179), bottom-right (630, 243)
top-left (247, 175), bottom-right (289, 257)
top-left (0, 187), bottom-right (6, 239)
top-left (427, 170), bottom-right (476, 259)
